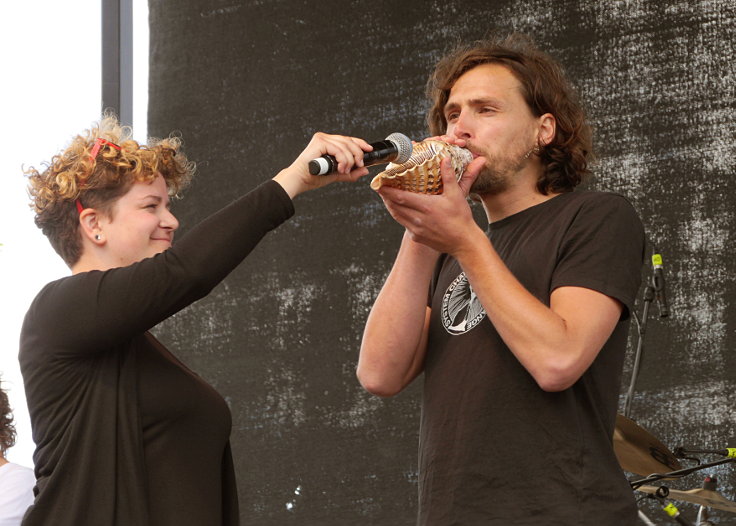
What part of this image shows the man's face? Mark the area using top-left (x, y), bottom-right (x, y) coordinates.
top-left (444, 63), bottom-right (542, 195)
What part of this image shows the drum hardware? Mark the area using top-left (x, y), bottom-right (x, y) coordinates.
top-left (636, 481), bottom-right (736, 514)
top-left (631, 455), bottom-right (735, 525)
top-left (638, 509), bottom-right (657, 526)
top-left (695, 476), bottom-right (718, 526)
top-left (629, 456), bottom-right (735, 490)
top-left (636, 485), bottom-right (696, 526)
top-left (674, 447), bottom-right (736, 462)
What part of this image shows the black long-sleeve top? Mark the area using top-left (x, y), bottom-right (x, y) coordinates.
top-left (19, 180), bottom-right (295, 525)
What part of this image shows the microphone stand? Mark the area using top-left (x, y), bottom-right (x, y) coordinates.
top-left (623, 281), bottom-right (655, 418)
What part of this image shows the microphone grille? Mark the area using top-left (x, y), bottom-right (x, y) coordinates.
top-left (385, 132), bottom-right (413, 163)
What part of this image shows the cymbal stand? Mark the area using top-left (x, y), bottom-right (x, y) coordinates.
top-left (630, 457), bottom-right (735, 489)
top-left (641, 488), bottom-right (695, 526)
top-left (638, 509), bottom-right (657, 525)
top-left (695, 475), bottom-right (717, 526)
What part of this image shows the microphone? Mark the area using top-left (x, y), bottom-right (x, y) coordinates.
top-left (651, 249), bottom-right (669, 318)
top-left (308, 132), bottom-right (413, 175)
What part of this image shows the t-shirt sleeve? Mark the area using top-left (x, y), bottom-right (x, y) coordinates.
top-left (428, 253), bottom-right (449, 307)
top-left (551, 193), bottom-right (645, 319)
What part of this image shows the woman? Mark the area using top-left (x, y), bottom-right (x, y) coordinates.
top-left (19, 114), bottom-right (370, 525)
top-left (0, 380), bottom-right (35, 526)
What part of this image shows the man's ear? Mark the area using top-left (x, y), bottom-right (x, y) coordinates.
top-left (537, 113), bottom-right (556, 147)
top-left (79, 209), bottom-right (104, 245)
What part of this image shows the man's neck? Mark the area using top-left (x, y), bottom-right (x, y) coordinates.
top-left (479, 177), bottom-right (560, 223)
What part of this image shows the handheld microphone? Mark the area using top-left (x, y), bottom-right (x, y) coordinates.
top-left (308, 132), bottom-right (413, 175)
top-left (651, 249), bottom-right (669, 318)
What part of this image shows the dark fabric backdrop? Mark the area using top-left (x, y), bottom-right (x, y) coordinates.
top-left (147, 1), bottom-right (735, 523)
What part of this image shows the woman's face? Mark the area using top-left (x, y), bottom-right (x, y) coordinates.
top-left (98, 174), bottom-right (179, 267)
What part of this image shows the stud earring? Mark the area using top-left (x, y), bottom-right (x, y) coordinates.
top-left (95, 234), bottom-right (102, 241)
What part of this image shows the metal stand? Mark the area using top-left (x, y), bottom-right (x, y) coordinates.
top-left (638, 509), bottom-right (657, 525)
top-left (623, 282), bottom-right (655, 418)
top-left (630, 458), bottom-right (735, 489)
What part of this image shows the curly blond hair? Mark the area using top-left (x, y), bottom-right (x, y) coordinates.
top-left (25, 113), bottom-right (194, 266)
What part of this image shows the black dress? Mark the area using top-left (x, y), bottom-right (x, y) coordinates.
top-left (19, 180), bottom-right (294, 525)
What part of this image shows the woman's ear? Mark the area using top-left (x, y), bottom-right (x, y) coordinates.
top-left (537, 113), bottom-right (556, 147)
top-left (79, 209), bottom-right (105, 245)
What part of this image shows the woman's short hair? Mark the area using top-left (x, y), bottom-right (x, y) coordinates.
top-left (0, 380), bottom-right (16, 458)
top-left (25, 113), bottom-right (194, 266)
top-left (426, 34), bottom-right (592, 194)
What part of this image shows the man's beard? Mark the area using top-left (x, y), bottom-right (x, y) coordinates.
top-left (469, 150), bottom-right (531, 197)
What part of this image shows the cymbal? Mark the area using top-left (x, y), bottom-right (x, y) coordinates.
top-left (613, 414), bottom-right (682, 475)
top-left (636, 485), bottom-right (736, 513)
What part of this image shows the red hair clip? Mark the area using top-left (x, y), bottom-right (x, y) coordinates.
top-left (77, 139), bottom-right (122, 215)
top-left (89, 137), bottom-right (121, 161)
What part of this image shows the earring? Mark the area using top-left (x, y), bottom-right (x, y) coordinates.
top-left (95, 234), bottom-right (102, 241)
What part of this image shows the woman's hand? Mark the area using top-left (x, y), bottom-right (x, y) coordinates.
top-left (273, 132), bottom-right (372, 198)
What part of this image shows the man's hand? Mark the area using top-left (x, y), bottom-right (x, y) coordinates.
top-left (376, 154), bottom-right (486, 255)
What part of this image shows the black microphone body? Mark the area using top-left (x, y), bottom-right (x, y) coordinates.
top-left (651, 251), bottom-right (669, 318)
top-left (308, 132), bottom-right (412, 175)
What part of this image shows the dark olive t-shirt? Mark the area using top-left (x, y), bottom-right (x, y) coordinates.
top-left (420, 191), bottom-right (644, 525)
top-left (20, 181), bottom-right (294, 526)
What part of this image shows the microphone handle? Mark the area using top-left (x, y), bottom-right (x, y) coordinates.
top-left (362, 140), bottom-right (399, 165)
top-left (308, 140), bottom-right (399, 176)
top-left (651, 252), bottom-right (669, 318)
top-left (652, 267), bottom-right (669, 317)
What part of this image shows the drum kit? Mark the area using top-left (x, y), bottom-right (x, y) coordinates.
top-left (615, 251), bottom-right (735, 525)
top-left (614, 413), bottom-right (736, 525)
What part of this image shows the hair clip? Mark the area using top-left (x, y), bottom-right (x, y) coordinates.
top-left (75, 139), bottom-right (122, 215)
top-left (89, 137), bottom-right (121, 161)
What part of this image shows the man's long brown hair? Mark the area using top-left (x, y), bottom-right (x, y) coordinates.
top-left (427, 34), bottom-right (592, 194)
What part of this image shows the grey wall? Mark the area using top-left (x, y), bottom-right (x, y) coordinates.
top-left (148, 1), bottom-right (735, 524)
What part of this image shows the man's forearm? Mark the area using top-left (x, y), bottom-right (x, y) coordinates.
top-left (357, 232), bottom-right (438, 396)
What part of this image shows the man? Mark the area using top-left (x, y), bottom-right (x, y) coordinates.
top-left (358, 34), bottom-right (644, 525)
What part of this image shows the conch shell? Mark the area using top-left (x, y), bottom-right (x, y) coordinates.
top-left (370, 140), bottom-right (473, 194)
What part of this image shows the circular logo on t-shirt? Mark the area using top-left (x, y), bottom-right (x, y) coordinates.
top-left (441, 272), bottom-right (486, 335)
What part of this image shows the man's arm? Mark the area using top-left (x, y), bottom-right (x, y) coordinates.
top-left (358, 155), bottom-right (487, 397)
top-left (357, 233), bottom-right (436, 397)
top-left (456, 234), bottom-right (623, 391)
